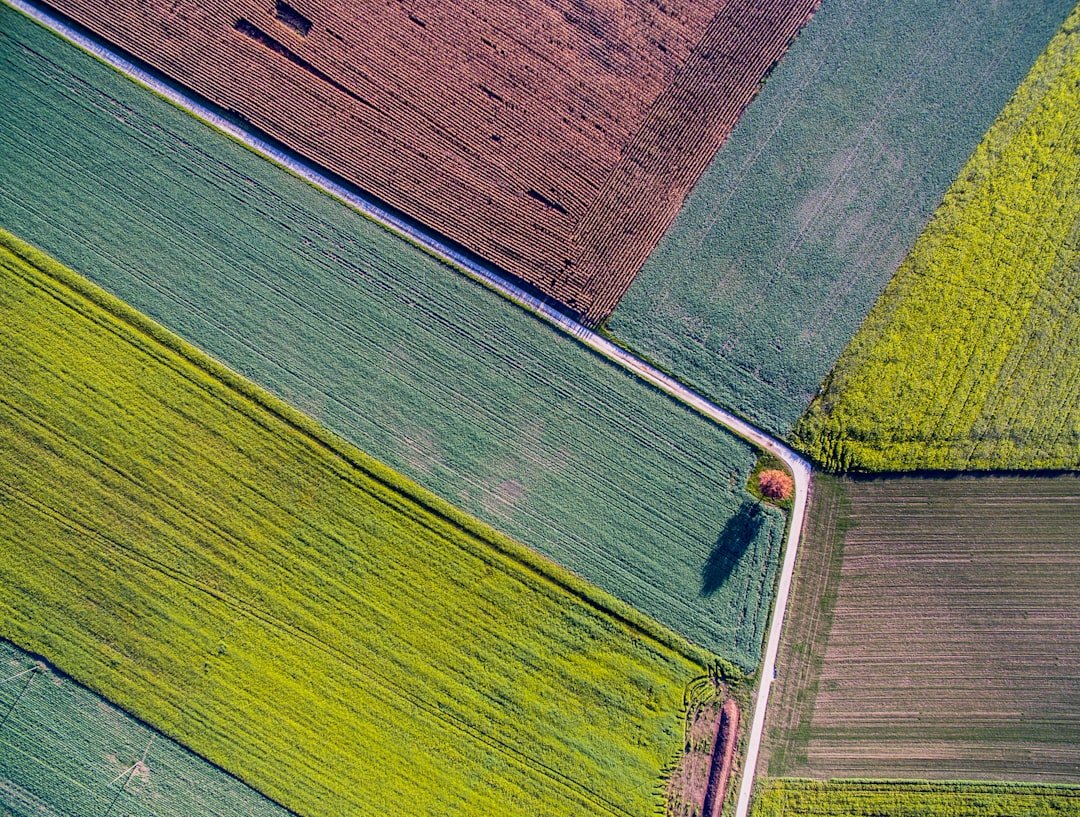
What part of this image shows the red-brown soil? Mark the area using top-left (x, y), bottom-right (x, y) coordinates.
top-left (702, 698), bottom-right (740, 816)
top-left (42, 0), bottom-right (818, 322)
top-left (667, 696), bottom-right (740, 816)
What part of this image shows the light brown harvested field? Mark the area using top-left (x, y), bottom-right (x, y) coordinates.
top-left (39, 0), bottom-right (819, 322)
top-left (762, 475), bottom-right (1080, 782)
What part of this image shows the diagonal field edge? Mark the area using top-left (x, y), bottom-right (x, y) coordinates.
top-left (2, 2), bottom-right (813, 812)
top-left (0, 228), bottom-right (702, 817)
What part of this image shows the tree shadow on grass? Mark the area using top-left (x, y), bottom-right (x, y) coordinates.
top-left (701, 500), bottom-right (764, 597)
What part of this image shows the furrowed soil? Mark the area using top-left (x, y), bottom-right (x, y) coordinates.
top-left (0, 3), bottom-right (786, 670)
top-left (0, 228), bottom-right (711, 817)
top-left (760, 475), bottom-right (1080, 782)
top-left (36, 0), bottom-right (817, 322)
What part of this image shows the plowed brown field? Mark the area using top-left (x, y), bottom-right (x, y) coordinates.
top-left (762, 475), bottom-right (1080, 783)
top-left (40, 0), bottom-right (818, 322)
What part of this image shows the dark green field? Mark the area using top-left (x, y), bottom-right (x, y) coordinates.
top-left (607, 0), bottom-right (1072, 437)
top-left (761, 475), bottom-right (1080, 782)
top-left (0, 640), bottom-right (293, 817)
top-left (0, 5), bottom-right (784, 669)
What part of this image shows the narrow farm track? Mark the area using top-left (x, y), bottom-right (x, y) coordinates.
top-left (7, 2), bottom-right (812, 813)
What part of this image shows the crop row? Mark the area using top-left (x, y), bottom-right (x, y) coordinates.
top-left (569, 0), bottom-right (820, 319)
top-left (39, 0), bottom-right (817, 321)
top-left (761, 474), bottom-right (1080, 782)
top-left (0, 228), bottom-right (710, 817)
top-left (608, 0), bottom-right (1073, 436)
top-left (795, 4), bottom-right (1080, 471)
top-left (752, 779), bottom-right (1080, 816)
top-left (0, 4), bottom-right (785, 670)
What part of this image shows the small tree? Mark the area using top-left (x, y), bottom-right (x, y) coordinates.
top-left (758, 469), bottom-right (794, 500)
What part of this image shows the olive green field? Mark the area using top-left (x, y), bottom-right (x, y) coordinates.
top-left (760, 475), bottom-right (1080, 783)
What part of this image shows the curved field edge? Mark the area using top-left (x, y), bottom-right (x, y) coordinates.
top-left (0, 640), bottom-right (296, 817)
top-left (751, 779), bottom-right (1080, 816)
top-left (0, 227), bottom-right (725, 817)
top-left (794, 5), bottom-right (1080, 472)
top-left (0, 4), bottom-right (785, 667)
top-left (605, 0), bottom-right (1073, 439)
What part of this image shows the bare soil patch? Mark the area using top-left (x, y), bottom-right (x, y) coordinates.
top-left (41, 0), bottom-right (818, 322)
top-left (669, 691), bottom-right (741, 816)
top-left (762, 474), bottom-right (1080, 782)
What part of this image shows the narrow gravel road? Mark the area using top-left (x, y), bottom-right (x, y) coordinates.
top-left (8, 2), bottom-right (812, 813)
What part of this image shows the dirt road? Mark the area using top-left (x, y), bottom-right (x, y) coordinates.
top-left (6, 3), bottom-right (813, 813)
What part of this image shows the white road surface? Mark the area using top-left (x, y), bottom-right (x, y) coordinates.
top-left (8, 2), bottom-right (813, 813)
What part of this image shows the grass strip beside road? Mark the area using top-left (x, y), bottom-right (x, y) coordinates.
top-left (753, 779), bottom-right (1080, 816)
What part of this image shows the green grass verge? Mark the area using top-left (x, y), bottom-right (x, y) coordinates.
top-left (0, 3), bottom-right (784, 668)
top-left (0, 640), bottom-right (294, 817)
top-left (606, 0), bottom-right (1072, 438)
top-left (795, 6), bottom-right (1080, 471)
top-left (0, 227), bottom-right (722, 816)
top-left (752, 779), bottom-right (1080, 816)
top-left (746, 453), bottom-right (794, 511)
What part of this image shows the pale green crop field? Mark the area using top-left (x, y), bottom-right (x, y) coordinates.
top-left (0, 640), bottom-right (295, 817)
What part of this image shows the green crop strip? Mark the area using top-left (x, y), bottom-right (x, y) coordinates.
top-left (607, 0), bottom-right (1072, 439)
top-left (796, 6), bottom-right (1080, 471)
top-left (752, 779), bottom-right (1080, 816)
top-left (0, 640), bottom-right (294, 817)
top-left (0, 4), bottom-right (784, 668)
top-left (0, 228), bottom-right (718, 817)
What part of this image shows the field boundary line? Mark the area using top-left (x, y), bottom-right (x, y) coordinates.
top-left (4, 3), bottom-right (813, 812)
top-left (1, 228), bottom-right (716, 674)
